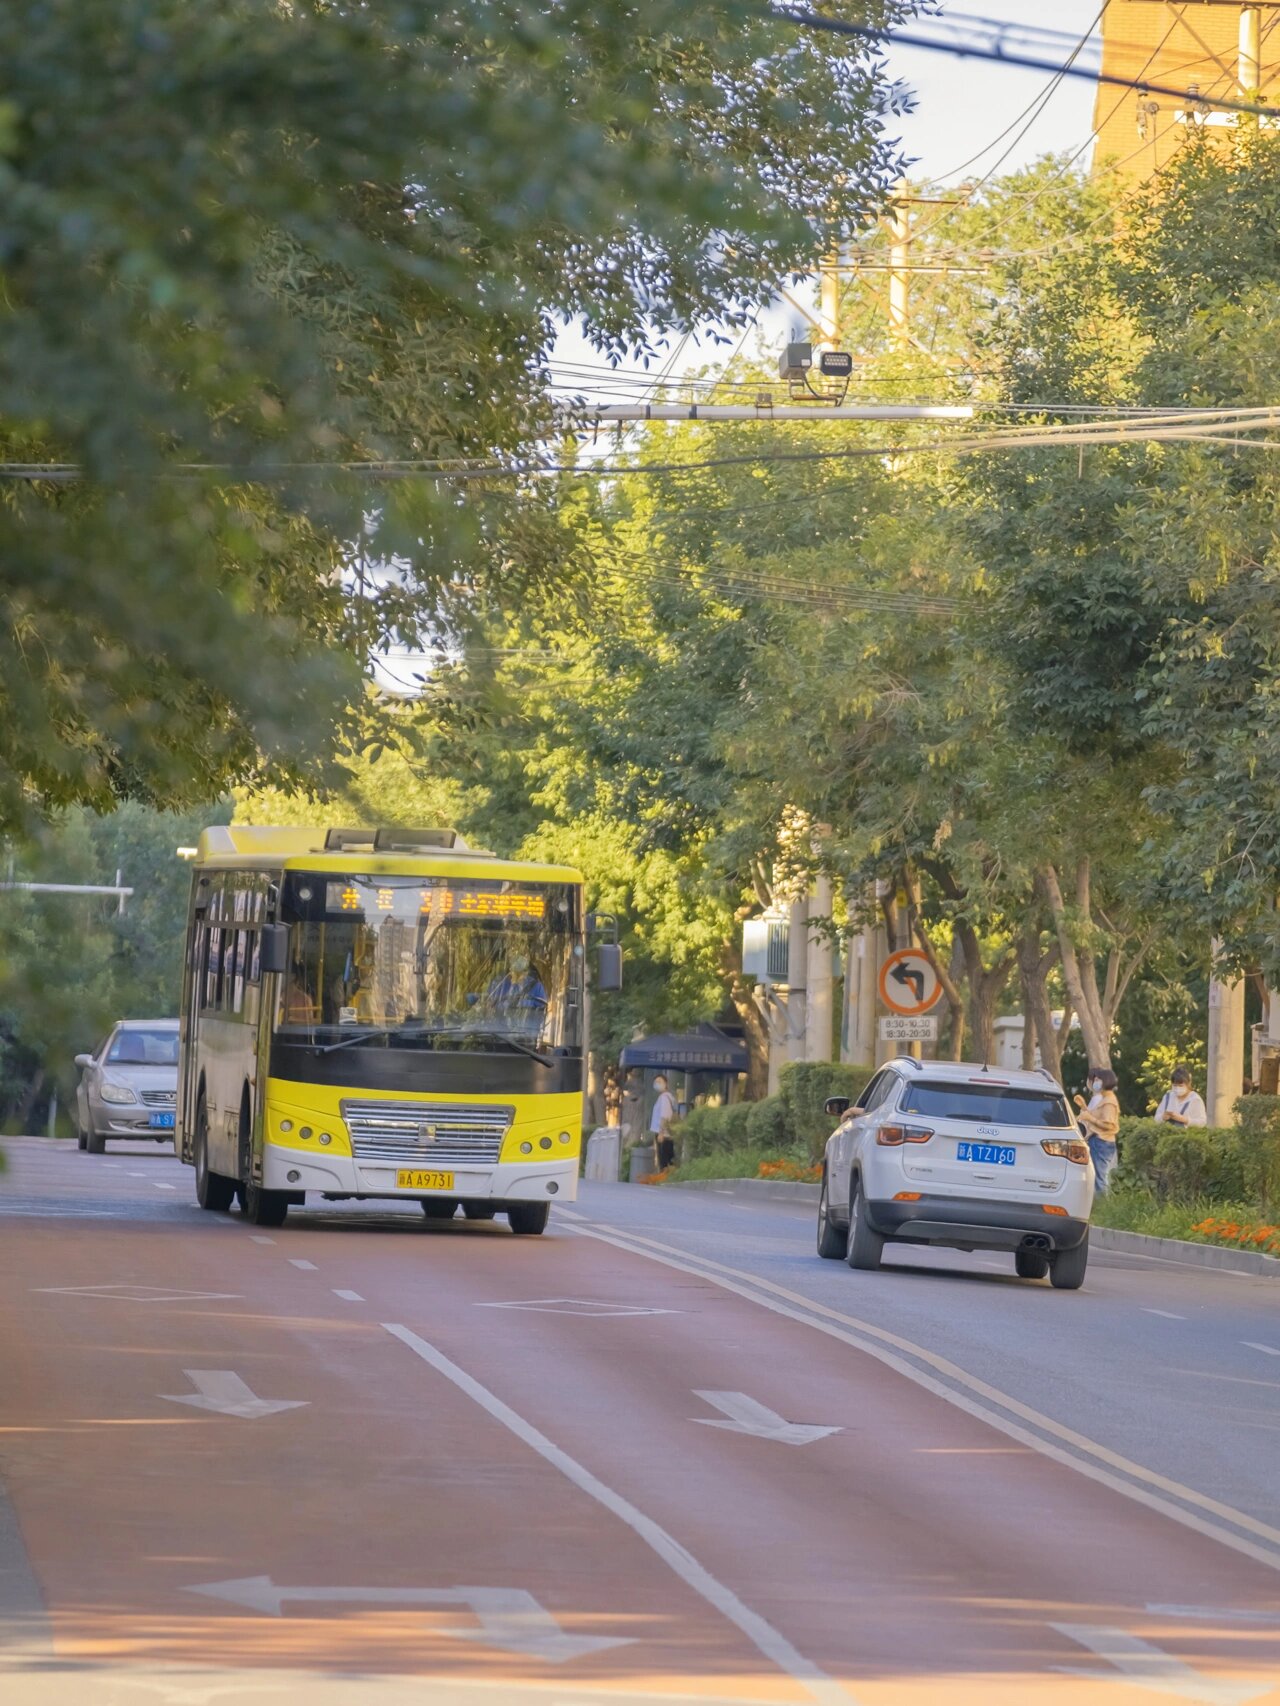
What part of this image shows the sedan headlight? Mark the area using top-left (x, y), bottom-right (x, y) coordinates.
top-left (99, 1082), bottom-right (138, 1105)
top-left (1041, 1138), bottom-right (1091, 1165)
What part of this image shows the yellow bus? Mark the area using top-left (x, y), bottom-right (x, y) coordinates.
top-left (175, 825), bottom-right (618, 1231)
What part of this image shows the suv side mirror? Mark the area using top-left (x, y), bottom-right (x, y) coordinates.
top-left (260, 924), bottom-right (290, 978)
top-left (824, 1096), bottom-right (850, 1117)
top-left (596, 943), bottom-right (623, 992)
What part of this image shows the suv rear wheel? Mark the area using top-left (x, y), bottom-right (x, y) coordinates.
top-left (1015, 1248), bottom-right (1050, 1280)
top-left (845, 1179), bottom-right (884, 1272)
top-left (1050, 1230), bottom-right (1089, 1290)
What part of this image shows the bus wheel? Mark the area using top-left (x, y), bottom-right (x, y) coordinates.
top-left (420, 1199), bottom-right (458, 1220)
top-left (507, 1202), bottom-right (550, 1236)
top-left (195, 1101), bottom-right (235, 1212)
top-left (241, 1181), bottom-right (289, 1228)
top-left (461, 1202), bottom-right (496, 1221)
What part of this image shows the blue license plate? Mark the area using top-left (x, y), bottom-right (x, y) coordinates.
top-left (957, 1141), bottom-right (1016, 1166)
top-left (148, 1112), bottom-right (175, 1130)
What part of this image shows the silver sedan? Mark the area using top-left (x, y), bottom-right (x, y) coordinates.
top-left (75, 1020), bottom-right (179, 1153)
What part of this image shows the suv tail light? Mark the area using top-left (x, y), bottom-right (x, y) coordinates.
top-left (1041, 1138), bottom-right (1091, 1165)
top-left (877, 1124), bottom-right (934, 1146)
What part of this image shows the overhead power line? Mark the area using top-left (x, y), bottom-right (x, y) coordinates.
top-left (773, 6), bottom-right (1280, 122)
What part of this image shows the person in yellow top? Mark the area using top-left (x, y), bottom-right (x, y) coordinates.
top-left (1074, 1067), bottom-right (1120, 1195)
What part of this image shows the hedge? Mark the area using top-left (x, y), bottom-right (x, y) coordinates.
top-left (779, 1061), bottom-right (875, 1159)
top-left (1115, 1099), bottom-right (1280, 1208)
top-left (674, 1060), bottom-right (875, 1163)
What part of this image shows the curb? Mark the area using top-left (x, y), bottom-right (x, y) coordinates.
top-left (661, 1177), bottom-right (1280, 1279)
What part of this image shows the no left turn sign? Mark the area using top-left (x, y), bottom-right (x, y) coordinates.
top-left (878, 948), bottom-right (941, 1017)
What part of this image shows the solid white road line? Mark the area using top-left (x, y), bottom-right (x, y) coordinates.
top-left (568, 1221), bottom-right (1280, 1574)
top-left (333, 1290), bottom-right (364, 1303)
top-left (288, 1259), bottom-right (318, 1271)
top-left (1243, 1342), bottom-right (1280, 1357)
top-left (1143, 1308), bottom-right (1186, 1320)
top-left (382, 1323), bottom-right (854, 1706)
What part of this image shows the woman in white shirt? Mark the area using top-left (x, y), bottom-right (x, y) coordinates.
top-left (1154, 1066), bottom-right (1207, 1127)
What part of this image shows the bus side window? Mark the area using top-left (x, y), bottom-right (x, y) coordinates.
top-left (232, 930), bottom-right (247, 1016)
top-left (205, 928), bottom-right (223, 1010)
top-left (247, 927), bottom-right (262, 985)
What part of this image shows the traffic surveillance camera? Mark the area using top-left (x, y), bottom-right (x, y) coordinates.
top-left (818, 350), bottom-right (854, 377)
top-left (778, 342), bottom-right (812, 381)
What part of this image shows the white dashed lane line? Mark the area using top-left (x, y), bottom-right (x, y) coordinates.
top-left (333, 1290), bottom-right (365, 1303)
top-left (250, 1235), bottom-right (275, 1245)
top-left (1142, 1309), bottom-right (1186, 1320)
top-left (1243, 1342), bottom-right (1280, 1357)
top-left (153, 1183), bottom-right (176, 1191)
top-left (289, 1259), bottom-right (318, 1271)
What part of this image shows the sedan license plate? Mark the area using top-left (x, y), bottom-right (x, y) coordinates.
top-left (397, 1169), bottom-right (455, 1191)
top-left (148, 1112), bottom-right (175, 1130)
top-left (957, 1141), bottom-right (1016, 1166)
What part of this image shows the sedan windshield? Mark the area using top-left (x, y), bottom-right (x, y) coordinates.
top-left (106, 1030), bottom-right (179, 1065)
top-left (898, 1080), bottom-right (1072, 1128)
top-left (277, 873), bottom-right (582, 1052)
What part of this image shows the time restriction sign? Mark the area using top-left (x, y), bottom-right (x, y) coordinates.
top-left (878, 948), bottom-right (941, 1017)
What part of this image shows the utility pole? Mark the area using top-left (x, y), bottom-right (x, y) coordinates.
top-left (1240, 6), bottom-right (1262, 100)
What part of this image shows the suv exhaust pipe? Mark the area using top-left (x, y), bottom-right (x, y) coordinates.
top-left (1019, 1233), bottom-right (1052, 1253)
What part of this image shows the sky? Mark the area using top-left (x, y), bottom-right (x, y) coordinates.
top-left (550, 2), bottom-right (1105, 383)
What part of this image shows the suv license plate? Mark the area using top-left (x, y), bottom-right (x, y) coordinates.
top-left (397, 1170), bottom-right (455, 1191)
top-left (148, 1112), bottom-right (175, 1130)
top-left (957, 1142), bottom-right (1016, 1166)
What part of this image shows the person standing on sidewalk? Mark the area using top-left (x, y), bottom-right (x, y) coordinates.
top-left (650, 1075), bottom-right (678, 1170)
top-left (1074, 1067), bottom-right (1121, 1194)
top-left (1154, 1065), bottom-right (1208, 1127)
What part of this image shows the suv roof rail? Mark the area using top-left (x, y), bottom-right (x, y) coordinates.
top-left (894, 1054), bottom-right (924, 1070)
top-left (1035, 1065), bottom-right (1056, 1082)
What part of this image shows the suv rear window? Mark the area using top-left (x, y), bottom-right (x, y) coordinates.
top-left (898, 1080), bottom-right (1071, 1128)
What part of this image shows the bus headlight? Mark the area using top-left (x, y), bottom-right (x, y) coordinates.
top-left (559, 1131), bottom-right (571, 1144)
top-left (539, 1136), bottom-right (553, 1149)
top-left (520, 1141), bottom-right (533, 1154)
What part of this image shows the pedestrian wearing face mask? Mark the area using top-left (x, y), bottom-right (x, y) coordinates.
top-left (1073, 1067), bottom-right (1121, 1194)
top-left (1154, 1065), bottom-right (1207, 1127)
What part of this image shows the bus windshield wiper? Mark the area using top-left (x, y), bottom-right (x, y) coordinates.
top-left (313, 1026), bottom-right (433, 1056)
top-left (426, 1027), bottom-right (556, 1068)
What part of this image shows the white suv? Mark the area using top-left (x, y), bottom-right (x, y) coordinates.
top-left (816, 1058), bottom-right (1095, 1289)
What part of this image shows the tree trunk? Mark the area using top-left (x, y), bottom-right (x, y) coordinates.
top-left (14, 1068), bottom-right (45, 1133)
top-left (1017, 920), bottom-right (1065, 1078)
top-left (1037, 861), bottom-right (1112, 1071)
top-left (720, 941), bottom-right (769, 1100)
top-left (954, 919), bottom-right (1013, 1067)
top-left (586, 1052), bottom-right (606, 1127)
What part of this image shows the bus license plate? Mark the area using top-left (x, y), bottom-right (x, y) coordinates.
top-left (957, 1142), bottom-right (1016, 1166)
top-left (397, 1170), bottom-right (455, 1191)
top-left (148, 1112), bottom-right (175, 1130)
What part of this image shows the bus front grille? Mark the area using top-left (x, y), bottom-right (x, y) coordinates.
top-left (340, 1100), bottom-right (513, 1167)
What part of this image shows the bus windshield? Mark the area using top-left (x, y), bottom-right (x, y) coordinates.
top-left (276, 873), bottom-right (582, 1052)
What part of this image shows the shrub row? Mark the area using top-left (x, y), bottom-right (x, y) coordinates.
top-left (675, 1061), bottom-right (875, 1163)
top-left (1116, 1096), bottom-right (1280, 1208)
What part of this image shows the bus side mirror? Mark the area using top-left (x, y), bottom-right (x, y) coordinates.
top-left (597, 943), bottom-right (623, 992)
top-left (260, 925), bottom-right (290, 977)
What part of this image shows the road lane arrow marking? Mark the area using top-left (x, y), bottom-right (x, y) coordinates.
top-left (1052, 1623), bottom-right (1275, 1704)
top-left (186, 1578), bottom-right (633, 1663)
top-left (159, 1371), bottom-right (308, 1421)
top-left (690, 1391), bottom-right (841, 1446)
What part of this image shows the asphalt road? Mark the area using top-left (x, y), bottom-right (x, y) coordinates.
top-left (2, 1137), bottom-right (1280, 1706)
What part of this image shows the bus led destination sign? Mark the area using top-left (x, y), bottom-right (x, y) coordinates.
top-left (323, 881), bottom-right (546, 921)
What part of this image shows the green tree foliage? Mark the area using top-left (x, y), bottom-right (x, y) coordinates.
top-left (0, 0), bottom-right (910, 832)
top-left (0, 802), bottom-right (223, 1127)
